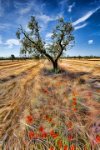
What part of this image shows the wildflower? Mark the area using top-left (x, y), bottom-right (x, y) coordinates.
top-left (26, 115), bottom-right (33, 124)
top-left (70, 144), bottom-right (76, 150)
top-left (39, 126), bottom-right (44, 132)
top-left (41, 132), bottom-right (48, 138)
top-left (28, 131), bottom-right (34, 139)
top-left (49, 146), bottom-right (54, 150)
top-left (73, 97), bottom-right (76, 101)
top-left (73, 101), bottom-right (77, 105)
top-left (73, 108), bottom-right (77, 112)
top-left (95, 135), bottom-right (100, 143)
top-left (57, 140), bottom-right (63, 148)
top-left (64, 145), bottom-right (68, 150)
top-left (50, 130), bottom-right (59, 139)
top-left (68, 135), bottom-right (74, 141)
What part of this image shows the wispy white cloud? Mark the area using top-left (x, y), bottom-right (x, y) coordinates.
top-left (0, 23), bottom-right (11, 30)
top-left (5, 39), bottom-right (20, 48)
top-left (46, 33), bottom-right (53, 38)
top-left (37, 14), bottom-right (58, 24)
top-left (73, 6), bottom-right (100, 26)
top-left (19, 6), bottom-right (32, 15)
top-left (68, 2), bottom-right (75, 13)
top-left (74, 23), bottom-right (88, 30)
top-left (59, 0), bottom-right (68, 15)
top-left (88, 40), bottom-right (93, 44)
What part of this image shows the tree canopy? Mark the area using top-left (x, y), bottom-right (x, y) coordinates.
top-left (16, 16), bottom-right (74, 72)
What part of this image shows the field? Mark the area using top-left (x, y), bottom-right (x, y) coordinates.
top-left (0, 59), bottom-right (100, 150)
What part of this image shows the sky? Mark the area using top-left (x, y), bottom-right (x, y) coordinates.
top-left (0, 0), bottom-right (100, 57)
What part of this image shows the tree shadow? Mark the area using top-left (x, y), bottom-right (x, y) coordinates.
top-left (41, 67), bottom-right (90, 80)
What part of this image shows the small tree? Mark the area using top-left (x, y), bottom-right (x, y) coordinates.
top-left (16, 16), bottom-right (74, 72)
top-left (11, 54), bottom-right (15, 61)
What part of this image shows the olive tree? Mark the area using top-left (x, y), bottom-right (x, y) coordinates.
top-left (16, 16), bottom-right (74, 72)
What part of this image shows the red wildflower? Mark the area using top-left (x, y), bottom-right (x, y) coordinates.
top-left (73, 108), bottom-right (77, 112)
top-left (57, 140), bottom-right (63, 148)
top-left (68, 135), bottom-right (74, 141)
top-left (64, 145), bottom-right (68, 150)
top-left (26, 115), bottom-right (33, 124)
top-left (73, 97), bottom-right (76, 101)
top-left (50, 130), bottom-right (59, 139)
top-left (49, 146), bottom-right (54, 150)
top-left (95, 135), bottom-right (100, 143)
top-left (28, 131), bottom-right (34, 139)
top-left (70, 145), bottom-right (76, 150)
top-left (73, 101), bottom-right (77, 105)
top-left (41, 132), bottom-right (48, 138)
top-left (39, 126), bottom-right (44, 132)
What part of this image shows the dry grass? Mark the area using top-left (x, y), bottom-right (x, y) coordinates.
top-left (0, 59), bottom-right (100, 150)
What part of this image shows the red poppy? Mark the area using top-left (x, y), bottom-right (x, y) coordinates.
top-left (50, 130), bottom-right (59, 139)
top-left (73, 101), bottom-right (77, 105)
top-left (39, 126), bottom-right (44, 132)
top-left (73, 97), bottom-right (76, 101)
top-left (70, 145), bottom-right (76, 150)
top-left (73, 108), bottom-right (77, 112)
top-left (68, 135), bottom-right (74, 141)
top-left (28, 131), bottom-right (34, 139)
top-left (41, 132), bottom-right (48, 138)
top-left (26, 115), bottom-right (33, 124)
top-left (95, 135), bottom-right (100, 143)
top-left (49, 146), bottom-right (54, 150)
top-left (64, 145), bottom-right (68, 150)
top-left (57, 140), bottom-right (63, 148)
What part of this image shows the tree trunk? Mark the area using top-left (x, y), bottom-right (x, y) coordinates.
top-left (52, 60), bottom-right (58, 72)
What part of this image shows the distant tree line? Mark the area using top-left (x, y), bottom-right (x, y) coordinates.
top-left (0, 55), bottom-right (100, 61)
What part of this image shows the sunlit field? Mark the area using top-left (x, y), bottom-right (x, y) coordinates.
top-left (0, 59), bottom-right (100, 150)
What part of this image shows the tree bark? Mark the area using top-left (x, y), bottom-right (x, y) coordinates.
top-left (52, 60), bottom-right (58, 72)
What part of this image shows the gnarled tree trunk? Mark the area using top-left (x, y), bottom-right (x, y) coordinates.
top-left (52, 60), bottom-right (58, 72)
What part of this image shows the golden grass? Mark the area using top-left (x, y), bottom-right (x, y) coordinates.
top-left (0, 59), bottom-right (100, 150)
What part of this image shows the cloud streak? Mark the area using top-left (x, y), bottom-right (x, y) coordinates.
top-left (5, 39), bottom-right (20, 48)
top-left (46, 33), bottom-right (53, 38)
top-left (73, 6), bottom-right (100, 26)
top-left (74, 23), bottom-right (88, 30)
top-left (68, 2), bottom-right (75, 12)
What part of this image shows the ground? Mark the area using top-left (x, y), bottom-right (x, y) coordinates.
top-left (0, 59), bottom-right (100, 150)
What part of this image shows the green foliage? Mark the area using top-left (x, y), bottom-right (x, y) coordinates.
top-left (16, 16), bottom-right (74, 71)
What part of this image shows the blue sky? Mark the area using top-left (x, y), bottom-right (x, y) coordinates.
top-left (0, 0), bottom-right (100, 57)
